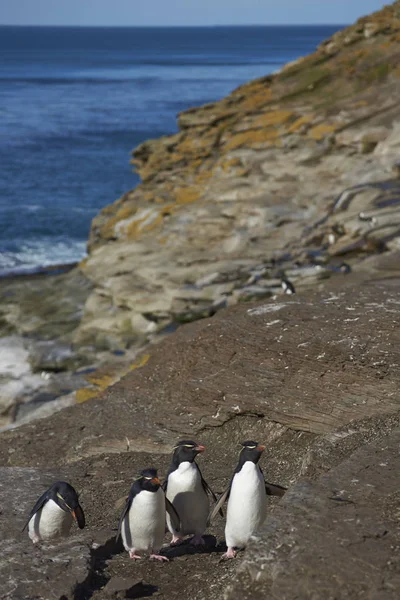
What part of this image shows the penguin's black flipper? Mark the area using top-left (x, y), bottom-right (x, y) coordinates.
top-left (116, 496), bottom-right (133, 542)
top-left (208, 486), bottom-right (230, 524)
top-left (21, 488), bottom-right (50, 532)
top-left (74, 504), bottom-right (86, 529)
top-left (265, 481), bottom-right (287, 497)
top-left (165, 498), bottom-right (181, 532)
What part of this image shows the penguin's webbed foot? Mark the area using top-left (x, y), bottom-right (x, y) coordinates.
top-left (221, 547), bottom-right (237, 559)
top-left (150, 553), bottom-right (169, 562)
top-left (190, 534), bottom-right (206, 546)
top-left (128, 551), bottom-right (143, 560)
top-left (170, 535), bottom-right (183, 546)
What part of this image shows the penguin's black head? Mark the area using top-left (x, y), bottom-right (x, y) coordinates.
top-left (172, 440), bottom-right (205, 465)
top-left (239, 440), bottom-right (265, 465)
top-left (50, 481), bottom-right (85, 529)
top-left (137, 468), bottom-right (161, 493)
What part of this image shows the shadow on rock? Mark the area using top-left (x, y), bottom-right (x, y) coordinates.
top-left (73, 535), bottom-right (125, 600)
top-left (162, 535), bottom-right (224, 559)
top-left (103, 578), bottom-right (158, 599)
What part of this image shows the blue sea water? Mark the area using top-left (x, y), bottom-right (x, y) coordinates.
top-left (0, 25), bottom-right (342, 275)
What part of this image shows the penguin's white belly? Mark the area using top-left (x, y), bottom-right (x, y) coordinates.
top-left (28, 499), bottom-right (73, 542)
top-left (121, 488), bottom-right (165, 553)
top-left (225, 463), bottom-right (266, 549)
top-left (166, 462), bottom-right (209, 536)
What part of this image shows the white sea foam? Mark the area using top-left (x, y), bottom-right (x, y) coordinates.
top-left (0, 240), bottom-right (87, 275)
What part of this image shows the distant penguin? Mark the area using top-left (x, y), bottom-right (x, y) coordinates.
top-left (210, 441), bottom-right (286, 559)
top-left (22, 481), bottom-right (85, 544)
top-left (117, 468), bottom-right (180, 561)
top-left (281, 278), bottom-right (295, 295)
top-left (163, 440), bottom-right (219, 546)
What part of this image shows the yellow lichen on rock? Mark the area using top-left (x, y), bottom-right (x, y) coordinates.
top-left (224, 128), bottom-right (281, 151)
top-left (308, 123), bottom-right (339, 141)
top-left (250, 110), bottom-right (294, 128)
top-left (174, 186), bottom-right (201, 204)
top-left (129, 354), bottom-right (150, 370)
top-left (287, 114), bottom-right (314, 133)
top-left (75, 388), bottom-right (100, 403)
top-left (75, 353), bottom-right (151, 404)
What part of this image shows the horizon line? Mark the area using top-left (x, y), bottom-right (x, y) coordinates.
top-left (0, 23), bottom-right (348, 29)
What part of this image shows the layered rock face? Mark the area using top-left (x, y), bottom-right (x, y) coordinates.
top-left (75, 1), bottom-right (400, 349)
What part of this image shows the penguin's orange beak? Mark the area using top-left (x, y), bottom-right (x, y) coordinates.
top-left (71, 505), bottom-right (86, 529)
top-left (194, 444), bottom-right (205, 453)
top-left (151, 477), bottom-right (161, 485)
top-left (256, 445), bottom-right (266, 452)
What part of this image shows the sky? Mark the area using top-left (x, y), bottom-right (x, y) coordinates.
top-left (0, 0), bottom-right (389, 26)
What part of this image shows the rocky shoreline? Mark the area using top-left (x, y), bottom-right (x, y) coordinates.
top-left (1, 3), bottom-right (400, 598)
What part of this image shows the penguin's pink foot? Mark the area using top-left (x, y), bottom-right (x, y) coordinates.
top-left (170, 535), bottom-right (183, 546)
top-left (190, 534), bottom-right (206, 546)
top-left (221, 547), bottom-right (237, 559)
top-left (128, 550), bottom-right (142, 560)
top-left (150, 553), bottom-right (169, 562)
top-left (31, 536), bottom-right (40, 545)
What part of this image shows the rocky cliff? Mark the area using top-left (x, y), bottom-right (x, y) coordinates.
top-left (74, 1), bottom-right (400, 352)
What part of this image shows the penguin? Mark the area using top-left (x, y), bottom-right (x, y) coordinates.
top-left (163, 440), bottom-right (219, 546)
top-left (209, 441), bottom-right (286, 559)
top-left (117, 468), bottom-right (180, 562)
top-left (22, 481), bottom-right (85, 544)
top-left (281, 278), bottom-right (295, 295)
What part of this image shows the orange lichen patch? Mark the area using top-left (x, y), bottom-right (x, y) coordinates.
top-left (212, 156), bottom-right (247, 177)
top-left (308, 123), bottom-right (338, 141)
top-left (250, 110), bottom-right (294, 128)
top-left (79, 257), bottom-right (89, 269)
top-left (194, 171), bottom-right (212, 185)
top-left (129, 354), bottom-right (150, 371)
top-left (177, 132), bottom-right (215, 155)
top-left (238, 87), bottom-right (273, 111)
top-left (76, 388), bottom-right (99, 403)
top-left (286, 114), bottom-right (315, 134)
top-left (76, 355), bottom-right (150, 404)
top-left (85, 373), bottom-right (114, 387)
top-left (174, 186), bottom-right (201, 204)
top-left (100, 202), bottom-right (138, 237)
top-left (224, 128), bottom-right (280, 151)
top-left (124, 205), bottom-right (171, 238)
top-left (214, 157), bottom-right (242, 172)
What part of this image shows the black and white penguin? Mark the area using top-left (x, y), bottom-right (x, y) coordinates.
top-left (281, 278), bottom-right (295, 295)
top-left (117, 468), bottom-right (180, 562)
top-left (210, 441), bottom-right (286, 559)
top-left (163, 440), bottom-right (219, 546)
top-left (22, 481), bottom-right (85, 544)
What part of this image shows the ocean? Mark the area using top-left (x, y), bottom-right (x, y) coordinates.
top-left (0, 25), bottom-right (342, 275)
